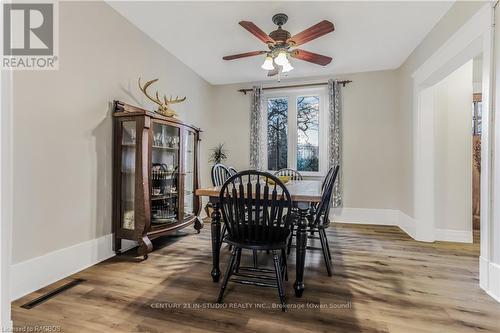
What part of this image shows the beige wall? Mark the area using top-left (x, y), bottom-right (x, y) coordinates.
top-left (397, 1), bottom-right (486, 216)
top-left (433, 61), bottom-right (473, 231)
top-left (209, 70), bottom-right (403, 210)
top-left (12, 1), bottom-right (213, 264)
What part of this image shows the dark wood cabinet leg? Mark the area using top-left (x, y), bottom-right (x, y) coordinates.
top-left (114, 237), bottom-right (122, 254)
top-left (294, 208), bottom-right (308, 297)
top-left (211, 202), bottom-right (222, 282)
top-left (194, 216), bottom-right (203, 233)
top-left (139, 235), bottom-right (153, 260)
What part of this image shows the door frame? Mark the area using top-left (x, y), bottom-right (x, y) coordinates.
top-left (412, 3), bottom-right (497, 299)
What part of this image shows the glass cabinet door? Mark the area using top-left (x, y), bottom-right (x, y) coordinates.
top-left (121, 121), bottom-right (136, 230)
top-left (151, 122), bottom-right (180, 226)
top-left (182, 130), bottom-right (196, 219)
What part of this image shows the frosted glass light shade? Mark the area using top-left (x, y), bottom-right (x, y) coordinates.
top-left (274, 51), bottom-right (288, 66)
top-left (282, 61), bottom-right (294, 73)
top-left (261, 56), bottom-right (275, 70)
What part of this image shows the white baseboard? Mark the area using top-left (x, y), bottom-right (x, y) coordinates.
top-left (331, 207), bottom-right (399, 225)
top-left (10, 234), bottom-right (136, 301)
top-left (486, 261), bottom-right (500, 302)
top-left (330, 208), bottom-right (471, 243)
top-left (480, 256), bottom-right (489, 290)
top-left (398, 211), bottom-right (417, 239)
top-left (434, 228), bottom-right (473, 243)
top-left (331, 208), bottom-right (413, 238)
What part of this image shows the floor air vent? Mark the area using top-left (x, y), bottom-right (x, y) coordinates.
top-left (20, 278), bottom-right (85, 309)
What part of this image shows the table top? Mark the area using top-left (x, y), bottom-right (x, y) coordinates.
top-left (195, 180), bottom-right (323, 203)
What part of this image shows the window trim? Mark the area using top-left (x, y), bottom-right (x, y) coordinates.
top-left (263, 87), bottom-right (328, 177)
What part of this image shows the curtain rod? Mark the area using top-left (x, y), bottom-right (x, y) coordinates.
top-left (237, 80), bottom-right (352, 95)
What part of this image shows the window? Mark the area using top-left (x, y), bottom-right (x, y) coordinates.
top-left (297, 96), bottom-right (320, 172)
top-left (267, 97), bottom-right (288, 171)
top-left (265, 88), bottom-right (327, 176)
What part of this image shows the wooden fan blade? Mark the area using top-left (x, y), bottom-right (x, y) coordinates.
top-left (223, 51), bottom-right (267, 61)
top-left (291, 49), bottom-right (332, 66)
top-left (288, 20), bottom-right (334, 47)
top-left (268, 68), bottom-right (279, 77)
top-left (239, 21), bottom-right (275, 45)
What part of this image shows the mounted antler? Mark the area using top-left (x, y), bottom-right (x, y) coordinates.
top-left (138, 77), bottom-right (186, 117)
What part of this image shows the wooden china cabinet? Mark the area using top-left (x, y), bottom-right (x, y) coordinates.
top-left (112, 101), bottom-right (203, 259)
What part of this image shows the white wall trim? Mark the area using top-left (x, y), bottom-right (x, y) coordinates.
top-left (331, 207), bottom-right (399, 225)
top-left (412, 5), bottom-right (490, 84)
top-left (1, 45), bottom-right (14, 330)
top-left (480, 255), bottom-right (490, 290)
top-left (398, 211), bottom-right (417, 240)
top-left (434, 229), bottom-right (473, 243)
top-left (10, 234), bottom-right (136, 301)
top-left (331, 208), bottom-right (474, 244)
top-left (485, 261), bottom-right (500, 302)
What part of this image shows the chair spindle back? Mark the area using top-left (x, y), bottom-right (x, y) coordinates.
top-left (274, 168), bottom-right (303, 181)
top-left (219, 170), bottom-right (293, 244)
top-left (211, 163), bottom-right (231, 186)
top-left (313, 165), bottom-right (340, 227)
top-left (228, 166), bottom-right (238, 176)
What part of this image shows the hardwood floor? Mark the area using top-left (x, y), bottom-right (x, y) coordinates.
top-left (12, 223), bottom-right (500, 333)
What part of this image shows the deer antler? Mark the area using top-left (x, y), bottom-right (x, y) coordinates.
top-left (164, 95), bottom-right (187, 105)
top-left (138, 78), bottom-right (164, 108)
top-left (138, 77), bottom-right (186, 118)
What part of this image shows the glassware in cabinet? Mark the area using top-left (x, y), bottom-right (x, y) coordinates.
top-left (150, 122), bottom-right (180, 226)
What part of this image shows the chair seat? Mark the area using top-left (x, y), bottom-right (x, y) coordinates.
top-left (223, 225), bottom-right (290, 250)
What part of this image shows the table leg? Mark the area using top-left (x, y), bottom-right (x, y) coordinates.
top-left (211, 201), bottom-right (222, 283)
top-left (294, 208), bottom-right (308, 297)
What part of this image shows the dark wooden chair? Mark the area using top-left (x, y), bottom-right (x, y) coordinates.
top-left (228, 166), bottom-right (238, 176)
top-left (287, 165), bottom-right (339, 276)
top-left (211, 163), bottom-right (231, 186)
top-left (217, 170), bottom-right (293, 311)
top-left (207, 164), bottom-right (232, 248)
top-left (274, 168), bottom-right (303, 181)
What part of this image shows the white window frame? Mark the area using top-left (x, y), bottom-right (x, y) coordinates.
top-left (263, 87), bottom-right (328, 177)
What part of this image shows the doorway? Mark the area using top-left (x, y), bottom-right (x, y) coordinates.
top-left (412, 3), bottom-right (495, 298)
top-left (430, 60), bottom-right (474, 243)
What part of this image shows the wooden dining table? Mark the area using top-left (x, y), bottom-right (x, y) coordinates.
top-left (195, 180), bottom-right (322, 297)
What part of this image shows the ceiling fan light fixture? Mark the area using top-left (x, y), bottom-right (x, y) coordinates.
top-left (282, 61), bottom-right (294, 73)
top-left (274, 50), bottom-right (288, 66)
top-left (261, 56), bottom-right (275, 70)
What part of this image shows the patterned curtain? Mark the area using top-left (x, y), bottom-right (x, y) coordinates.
top-left (328, 79), bottom-right (343, 207)
top-left (249, 86), bottom-right (264, 170)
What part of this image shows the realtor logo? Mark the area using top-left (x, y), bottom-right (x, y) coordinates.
top-left (2, 2), bottom-right (58, 69)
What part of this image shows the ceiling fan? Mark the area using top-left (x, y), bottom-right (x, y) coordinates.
top-left (223, 13), bottom-right (334, 77)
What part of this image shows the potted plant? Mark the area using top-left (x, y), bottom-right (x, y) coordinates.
top-left (209, 143), bottom-right (228, 165)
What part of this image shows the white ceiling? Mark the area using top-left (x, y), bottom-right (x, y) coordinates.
top-left (109, 1), bottom-right (454, 85)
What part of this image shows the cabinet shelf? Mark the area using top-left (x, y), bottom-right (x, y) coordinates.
top-left (152, 146), bottom-right (179, 150)
top-left (151, 194), bottom-right (178, 200)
